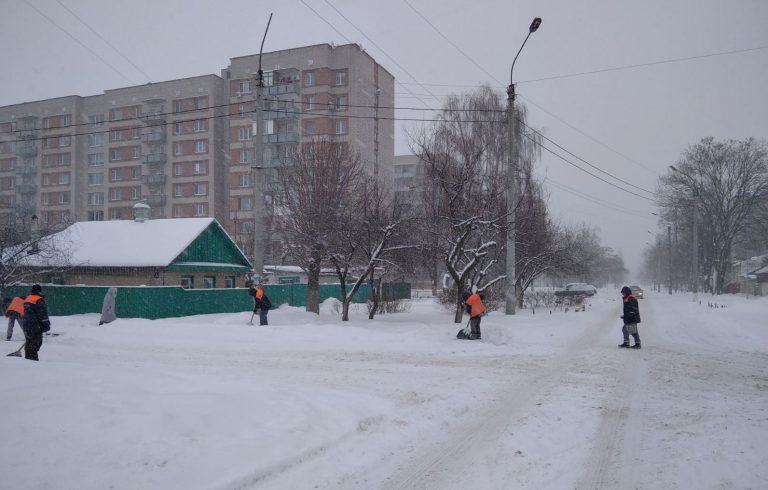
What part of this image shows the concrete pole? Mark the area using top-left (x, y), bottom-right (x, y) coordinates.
top-left (667, 224), bottom-right (672, 295)
top-left (692, 190), bottom-right (698, 302)
top-left (505, 85), bottom-right (517, 315)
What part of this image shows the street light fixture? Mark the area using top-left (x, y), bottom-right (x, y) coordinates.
top-left (506, 16), bottom-right (542, 315)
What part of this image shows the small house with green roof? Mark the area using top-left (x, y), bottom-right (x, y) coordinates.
top-left (23, 204), bottom-right (252, 288)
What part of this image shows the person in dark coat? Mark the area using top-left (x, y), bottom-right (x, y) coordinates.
top-left (619, 286), bottom-right (641, 349)
top-left (22, 284), bottom-right (51, 361)
top-left (249, 285), bottom-right (271, 326)
top-left (5, 296), bottom-right (25, 341)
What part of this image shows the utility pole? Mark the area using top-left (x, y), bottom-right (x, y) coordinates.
top-left (251, 13), bottom-right (272, 285)
top-left (505, 17), bottom-right (541, 315)
top-left (692, 188), bottom-right (698, 302)
top-left (667, 224), bottom-right (672, 295)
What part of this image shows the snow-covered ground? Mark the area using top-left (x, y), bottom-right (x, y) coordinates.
top-left (1, 291), bottom-right (766, 489)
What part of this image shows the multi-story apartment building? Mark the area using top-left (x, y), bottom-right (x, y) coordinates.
top-left (393, 154), bottom-right (426, 208)
top-left (0, 43), bottom-right (394, 266)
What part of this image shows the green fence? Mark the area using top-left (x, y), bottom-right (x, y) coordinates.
top-left (3, 282), bottom-right (411, 320)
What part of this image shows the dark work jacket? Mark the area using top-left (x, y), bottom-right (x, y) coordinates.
top-left (249, 288), bottom-right (271, 312)
top-left (622, 294), bottom-right (641, 324)
top-left (22, 294), bottom-right (51, 335)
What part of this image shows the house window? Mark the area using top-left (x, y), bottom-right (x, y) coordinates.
top-left (174, 184), bottom-right (183, 197)
top-left (180, 275), bottom-right (194, 289)
top-left (88, 133), bottom-right (104, 147)
top-left (110, 109), bottom-right (123, 121)
top-left (174, 122), bottom-right (183, 135)
top-left (239, 150), bottom-right (252, 164)
top-left (87, 210), bottom-right (104, 221)
top-left (335, 96), bottom-right (347, 111)
top-left (62, 114), bottom-right (72, 127)
top-left (194, 203), bottom-right (207, 216)
top-left (174, 100), bottom-right (183, 113)
top-left (195, 97), bottom-right (208, 109)
top-left (193, 183), bottom-right (207, 196)
top-left (239, 197), bottom-right (252, 210)
top-left (58, 192), bottom-right (70, 204)
top-left (109, 188), bottom-right (122, 201)
top-left (203, 276), bottom-right (216, 289)
top-left (88, 114), bottom-right (105, 128)
top-left (174, 143), bottom-right (183, 156)
top-left (238, 127), bottom-right (252, 141)
top-left (131, 127), bottom-right (140, 139)
top-left (59, 154), bottom-right (71, 165)
top-left (193, 119), bottom-right (206, 132)
top-left (238, 80), bottom-right (252, 94)
top-left (88, 173), bottom-right (104, 186)
top-left (239, 174), bottom-right (251, 187)
top-left (87, 192), bottom-right (104, 205)
top-left (335, 119), bottom-right (347, 135)
top-left (305, 95), bottom-right (315, 111)
top-left (109, 208), bottom-right (120, 220)
top-left (58, 173), bottom-right (70, 185)
top-left (131, 187), bottom-right (140, 199)
top-left (110, 130), bottom-right (122, 141)
top-left (195, 140), bottom-right (207, 154)
top-left (224, 276), bottom-right (235, 288)
top-left (304, 71), bottom-right (315, 87)
top-left (88, 153), bottom-right (104, 166)
top-left (110, 149), bottom-right (122, 161)
top-left (110, 169), bottom-right (122, 181)
top-left (174, 163), bottom-right (183, 176)
top-left (335, 70), bottom-right (347, 86)
top-left (41, 174), bottom-right (50, 186)
top-left (131, 147), bottom-right (141, 159)
top-left (193, 161), bottom-right (207, 175)
top-left (59, 136), bottom-right (70, 147)
top-left (173, 205), bottom-right (184, 218)
top-left (131, 167), bottom-right (140, 179)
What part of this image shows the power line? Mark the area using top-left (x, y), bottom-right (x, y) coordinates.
top-left (21, 0), bottom-right (136, 85)
top-left (53, 0), bottom-right (153, 82)
top-left (541, 175), bottom-right (652, 218)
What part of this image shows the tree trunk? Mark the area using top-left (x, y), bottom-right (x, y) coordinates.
top-left (306, 261), bottom-right (321, 314)
top-left (454, 285), bottom-right (465, 324)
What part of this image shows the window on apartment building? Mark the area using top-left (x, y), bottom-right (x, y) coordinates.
top-left (110, 149), bottom-right (122, 161)
top-left (87, 210), bottom-right (104, 221)
top-left (59, 173), bottom-right (70, 185)
top-left (195, 140), bottom-right (207, 153)
top-left (110, 109), bottom-right (123, 121)
top-left (174, 100), bottom-right (183, 113)
top-left (239, 197), bottom-right (252, 211)
top-left (304, 71), bottom-right (315, 87)
top-left (59, 136), bottom-right (70, 147)
top-left (88, 133), bottom-right (104, 147)
top-left (59, 192), bottom-right (70, 204)
top-left (194, 203), bottom-right (207, 216)
top-left (88, 192), bottom-right (104, 205)
top-left (193, 161), bottom-right (207, 174)
top-left (174, 184), bottom-right (183, 197)
top-left (193, 183), bottom-right (207, 196)
top-left (173, 205), bottom-right (184, 218)
top-left (43, 118), bottom-right (52, 129)
top-left (195, 97), bottom-right (208, 110)
top-left (131, 147), bottom-right (141, 159)
top-left (60, 211), bottom-right (70, 223)
top-left (263, 71), bottom-right (274, 87)
top-left (239, 150), bottom-right (252, 164)
top-left (41, 174), bottom-right (50, 186)
top-left (193, 119), bottom-right (206, 132)
top-left (88, 114), bottom-right (104, 128)
top-left (238, 80), bottom-right (252, 94)
top-left (304, 120), bottom-right (316, 135)
top-left (88, 153), bottom-right (104, 166)
top-left (88, 173), bottom-right (104, 186)
top-left (238, 127), bottom-right (252, 141)
top-left (265, 119), bottom-right (275, 135)
top-left (131, 187), bottom-right (140, 199)
top-left (239, 174), bottom-right (251, 187)
top-left (41, 193), bottom-right (49, 205)
top-left (238, 104), bottom-right (247, 116)
top-left (335, 96), bottom-right (347, 111)
top-left (240, 221), bottom-right (253, 233)
top-left (109, 208), bottom-right (121, 220)
top-left (131, 167), bottom-right (140, 180)
top-left (335, 70), bottom-right (347, 86)
top-left (174, 163), bottom-right (183, 176)
top-left (42, 138), bottom-right (54, 149)
top-left (174, 143), bottom-right (183, 156)
top-left (335, 119), bottom-right (347, 135)
top-left (203, 276), bottom-right (216, 289)
top-left (59, 154), bottom-right (71, 165)
top-left (110, 168), bottom-right (122, 181)
top-left (62, 114), bottom-right (72, 127)
top-left (174, 122), bottom-right (183, 135)
top-left (131, 127), bottom-right (140, 139)
top-left (109, 188), bottom-right (122, 201)
top-left (110, 130), bottom-right (122, 142)
top-left (305, 95), bottom-right (315, 111)
top-left (180, 275), bottom-right (194, 289)
top-left (224, 276), bottom-right (235, 288)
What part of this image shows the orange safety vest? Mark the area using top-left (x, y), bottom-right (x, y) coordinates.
top-left (465, 293), bottom-right (487, 318)
top-left (6, 296), bottom-right (25, 316)
top-left (255, 288), bottom-right (264, 299)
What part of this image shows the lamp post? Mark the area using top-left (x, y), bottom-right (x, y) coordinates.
top-left (669, 165), bottom-right (698, 302)
top-left (506, 16), bottom-right (541, 315)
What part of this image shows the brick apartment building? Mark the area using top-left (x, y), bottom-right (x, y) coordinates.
top-left (0, 43), bottom-right (394, 265)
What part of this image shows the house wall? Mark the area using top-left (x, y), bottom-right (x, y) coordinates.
top-left (29, 267), bottom-right (249, 288)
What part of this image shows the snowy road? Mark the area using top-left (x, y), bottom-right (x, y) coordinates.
top-left (1, 292), bottom-right (766, 489)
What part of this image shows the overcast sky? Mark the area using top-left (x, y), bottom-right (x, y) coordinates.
top-left (2, 0), bottom-right (767, 278)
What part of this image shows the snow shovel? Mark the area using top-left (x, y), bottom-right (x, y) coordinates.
top-left (247, 311), bottom-right (255, 326)
top-left (6, 342), bottom-right (24, 357)
top-left (456, 318), bottom-right (472, 339)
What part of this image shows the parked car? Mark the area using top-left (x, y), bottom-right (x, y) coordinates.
top-left (555, 283), bottom-right (597, 297)
top-left (629, 285), bottom-right (644, 299)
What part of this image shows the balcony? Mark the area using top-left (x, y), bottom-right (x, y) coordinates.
top-left (264, 108), bottom-right (299, 120)
top-left (264, 132), bottom-right (299, 144)
top-left (143, 174), bottom-right (167, 186)
top-left (15, 165), bottom-right (37, 176)
top-left (141, 113), bottom-right (167, 126)
top-left (143, 153), bottom-right (166, 165)
top-left (141, 132), bottom-right (167, 144)
top-left (16, 131), bottom-right (37, 141)
top-left (17, 183), bottom-right (37, 195)
top-left (16, 144), bottom-right (38, 158)
top-left (147, 194), bottom-right (166, 207)
top-left (267, 82), bottom-right (299, 96)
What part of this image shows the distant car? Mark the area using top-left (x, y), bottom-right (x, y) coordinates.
top-left (628, 285), bottom-right (644, 299)
top-left (555, 283), bottom-right (597, 297)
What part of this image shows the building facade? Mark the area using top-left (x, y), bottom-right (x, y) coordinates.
top-left (0, 43), bottom-right (395, 266)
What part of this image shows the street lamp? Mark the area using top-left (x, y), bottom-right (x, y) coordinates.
top-left (506, 16), bottom-right (542, 315)
top-left (669, 165), bottom-right (698, 302)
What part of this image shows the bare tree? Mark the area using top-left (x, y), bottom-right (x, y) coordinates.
top-left (658, 137), bottom-right (768, 294)
top-left (274, 139), bottom-right (364, 313)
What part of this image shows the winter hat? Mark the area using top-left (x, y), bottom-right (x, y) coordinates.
top-left (30, 284), bottom-right (42, 294)
top-left (621, 286), bottom-right (632, 295)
